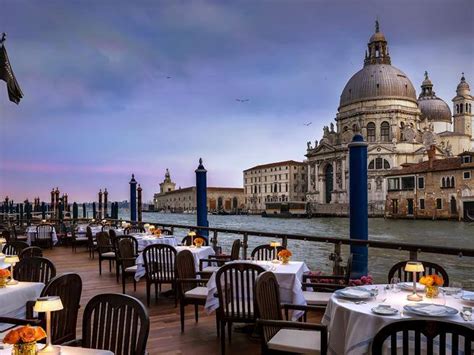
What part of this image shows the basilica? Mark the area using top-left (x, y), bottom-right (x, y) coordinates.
top-left (305, 21), bottom-right (473, 214)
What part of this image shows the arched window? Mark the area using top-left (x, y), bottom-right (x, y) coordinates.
top-left (456, 104), bottom-right (459, 114)
top-left (384, 159), bottom-right (390, 169)
top-left (381, 121), bottom-right (390, 142)
top-left (254, 186), bottom-right (257, 194)
top-left (441, 177), bottom-right (446, 188)
top-left (367, 122), bottom-right (376, 142)
top-left (343, 126), bottom-right (348, 132)
top-left (460, 104), bottom-right (463, 113)
top-left (368, 160), bottom-right (375, 170)
top-left (368, 158), bottom-right (390, 170)
top-left (451, 176), bottom-right (455, 187)
top-left (352, 124), bottom-right (358, 132)
top-left (466, 103), bottom-right (469, 112)
top-left (400, 122), bottom-right (405, 141)
top-left (375, 157), bottom-right (383, 169)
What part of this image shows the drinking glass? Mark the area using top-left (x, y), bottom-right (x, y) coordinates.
top-left (390, 277), bottom-right (401, 293)
top-left (450, 281), bottom-right (463, 299)
top-left (376, 285), bottom-right (387, 303)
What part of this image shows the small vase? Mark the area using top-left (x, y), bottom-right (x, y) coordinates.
top-left (280, 257), bottom-right (290, 265)
top-left (0, 277), bottom-right (7, 288)
top-left (425, 285), bottom-right (439, 298)
top-left (13, 342), bottom-right (36, 355)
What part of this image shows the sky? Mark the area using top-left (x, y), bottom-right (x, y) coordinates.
top-left (0, 0), bottom-right (473, 203)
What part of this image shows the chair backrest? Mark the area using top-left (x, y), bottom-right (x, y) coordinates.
top-left (371, 320), bottom-right (473, 355)
top-left (117, 238), bottom-right (137, 269)
top-left (86, 226), bottom-right (94, 246)
top-left (1, 230), bottom-right (11, 242)
top-left (96, 232), bottom-right (112, 254)
top-left (160, 228), bottom-right (173, 235)
top-left (82, 293), bottom-right (149, 355)
top-left (115, 235), bottom-right (138, 256)
top-left (108, 229), bottom-right (117, 246)
top-left (175, 250), bottom-right (198, 296)
top-left (255, 272), bottom-right (283, 343)
top-left (143, 244), bottom-right (176, 283)
top-left (36, 224), bottom-right (53, 241)
top-left (345, 254), bottom-right (353, 284)
top-left (40, 273), bottom-right (82, 344)
top-left (181, 235), bottom-right (209, 246)
top-left (19, 246), bottom-right (43, 259)
top-left (2, 241), bottom-right (29, 255)
top-left (230, 239), bottom-right (241, 260)
top-left (125, 225), bottom-right (145, 234)
top-left (251, 244), bottom-right (285, 261)
top-left (215, 262), bottom-right (265, 321)
top-left (14, 256), bottom-right (56, 284)
top-left (387, 260), bottom-right (449, 286)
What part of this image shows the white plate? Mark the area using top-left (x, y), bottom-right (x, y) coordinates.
top-left (398, 282), bottom-right (425, 292)
top-left (439, 287), bottom-right (462, 295)
top-left (371, 306), bottom-right (398, 316)
top-left (461, 294), bottom-right (474, 304)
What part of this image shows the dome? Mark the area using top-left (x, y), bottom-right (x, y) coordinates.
top-left (369, 31), bottom-right (386, 43)
top-left (339, 64), bottom-right (417, 108)
top-left (456, 73), bottom-right (471, 96)
top-left (418, 97), bottom-right (452, 123)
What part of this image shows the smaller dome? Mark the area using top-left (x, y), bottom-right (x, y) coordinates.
top-left (418, 97), bottom-right (452, 123)
top-left (457, 73), bottom-right (471, 95)
top-left (369, 31), bottom-right (386, 43)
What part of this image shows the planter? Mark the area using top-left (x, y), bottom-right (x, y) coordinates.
top-left (425, 285), bottom-right (439, 298)
top-left (13, 342), bottom-right (36, 355)
top-left (0, 276), bottom-right (8, 288)
top-left (280, 256), bottom-right (290, 265)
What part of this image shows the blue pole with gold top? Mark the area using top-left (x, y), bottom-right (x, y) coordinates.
top-left (349, 133), bottom-right (369, 278)
top-left (195, 158), bottom-right (209, 238)
top-left (129, 174), bottom-right (137, 222)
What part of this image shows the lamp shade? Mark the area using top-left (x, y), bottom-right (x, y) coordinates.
top-left (34, 296), bottom-right (63, 312)
top-left (404, 261), bottom-right (424, 272)
top-left (4, 255), bottom-right (19, 264)
top-left (144, 223), bottom-right (150, 228)
top-left (188, 232), bottom-right (196, 237)
top-left (0, 238), bottom-right (6, 244)
top-left (270, 241), bottom-right (281, 248)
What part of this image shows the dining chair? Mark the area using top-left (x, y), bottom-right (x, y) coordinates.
top-left (215, 262), bottom-right (266, 354)
top-left (19, 246), bottom-right (43, 259)
top-left (1, 230), bottom-right (11, 242)
top-left (143, 244), bottom-right (177, 306)
top-left (181, 234), bottom-right (209, 246)
top-left (199, 239), bottom-right (241, 274)
top-left (86, 226), bottom-right (96, 258)
top-left (2, 240), bottom-right (29, 255)
top-left (26, 273), bottom-right (82, 344)
top-left (371, 320), bottom-right (472, 355)
top-left (71, 228), bottom-right (88, 253)
top-left (251, 244), bottom-right (285, 261)
top-left (175, 249), bottom-right (210, 333)
top-left (113, 235), bottom-right (139, 282)
top-left (255, 271), bottom-right (328, 355)
top-left (36, 224), bottom-right (54, 249)
top-left (96, 232), bottom-right (116, 275)
top-left (125, 225), bottom-right (146, 234)
top-left (76, 293), bottom-right (149, 355)
top-left (387, 260), bottom-right (450, 286)
top-left (117, 238), bottom-right (138, 294)
top-left (14, 256), bottom-right (57, 284)
top-left (11, 224), bottom-right (28, 243)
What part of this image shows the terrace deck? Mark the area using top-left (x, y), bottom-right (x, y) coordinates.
top-left (42, 246), bottom-right (323, 354)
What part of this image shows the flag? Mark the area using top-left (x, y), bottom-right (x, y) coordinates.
top-left (0, 35), bottom-right (23, 104)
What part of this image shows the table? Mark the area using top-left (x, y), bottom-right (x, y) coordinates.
top-left (134, 245), bottom-right (214, 281)
top-left (25, 226), bottom-right (58, 246)
top-left (130, 234), bottom-right (178, 251)
top-left (0, 282), bottom-right (44, 331)
top-left (204, 260), bottom-right (309, 320)
top-left (0, 345), bottom-right (113, 354)
top-left (322, 285), bottom-right (474, 355)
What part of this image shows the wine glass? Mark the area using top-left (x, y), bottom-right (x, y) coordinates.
top-left (390, 277), bottom-right (401, 293)
top-left (450, 281), bottom-right (463, 299)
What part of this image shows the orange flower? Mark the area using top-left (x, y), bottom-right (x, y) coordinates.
top-left (432, 275), bottom-right (444, 286)
top-left (278, 249), bottom-right (292, 258)
top-left (34, 327), bottom-right (47, 341)
top-left (194, 237), bottom-right (205, 245)
top-left (18, 326), bottom-right (37, 343)
top-left (3, 329), bottom-right (21, 344)
top-left (0, 268), bottom-right (11, 278)
top-left (419, 276), bottom-right (434, 286)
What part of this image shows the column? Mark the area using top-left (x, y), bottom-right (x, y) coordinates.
top-left (129, 175), bottom-right (137, 222)
top-left (341, 157), bottom-right (346, 190)
top-left (195, 158), bottom-right (209, 237)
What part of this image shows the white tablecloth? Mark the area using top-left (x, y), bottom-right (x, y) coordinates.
top-left (134, 245), bottom-right (214, 280)
top-left (0, 282), bottom-right (44, 331)
top-left (204, 260), bottom-right (309, 320)
top-left (0, 345), bottom-right (113, 354)
top-left (322, 286), bottom-right (474, 355)
top-left (130, 234), bottom-right (178, 251)
top-left (25, 226), bottom-right (58, 246)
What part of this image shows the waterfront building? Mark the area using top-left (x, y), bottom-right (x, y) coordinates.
top-left (153, 170), bottom-right (245, 213)
top-left (305, 21), bottom-right (473, 216)
top-left (243, 160), bottom-right (307, 213)
top-left (385, 147), bottom-right (474, 221)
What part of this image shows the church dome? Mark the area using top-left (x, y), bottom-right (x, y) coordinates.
top-left (417, 71), bottom-right (451, 123)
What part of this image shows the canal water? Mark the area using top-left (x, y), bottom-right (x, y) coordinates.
top-left (124, 212), bottom-right (474, 289)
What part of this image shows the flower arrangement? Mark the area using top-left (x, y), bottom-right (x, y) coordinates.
top-left (420, 274), bottom-right (444, 298)
top-left (278, 249), bottom-right (292, 264)
top-left (349, 275), bottom-right (373, 286)
top-left (4, 325), bottom-right (47, 355)
top-left (194, 237), bottom-right (205, 248)
top-left (0, 268), bottom-right (10, 287)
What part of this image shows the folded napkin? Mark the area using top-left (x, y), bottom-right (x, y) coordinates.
top-left (416, 305), bottom-right (446, 316)
top-left (341, 288), bottom-right (369, 297)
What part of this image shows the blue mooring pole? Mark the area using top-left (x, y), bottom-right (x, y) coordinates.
top-left (195, 158), bottom-right (209, 238)
top-left (129, 174), bottom-right (137, 222)
top-left (348, 133), bottom-right (368, 278)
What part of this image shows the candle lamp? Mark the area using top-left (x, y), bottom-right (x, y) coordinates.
top-left (270, 241), bottom-right (281, 263)
top-left (404, 261), bottom-right (425, 302)
top-left (188, 231), bottom-right (196, 246)
top-left (34, 296), bottom-right (63, 354)
top-left (0, 237), bottom-right (6, 257)
top-left (5, 255), bottom-right (19, 285)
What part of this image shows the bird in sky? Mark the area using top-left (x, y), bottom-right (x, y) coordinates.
top-left (166, 76), bottom-right (171, 79)
top-left (303, 122), bottom-right (313, 126)
top-left (236, 98), bottom-right (249, 102)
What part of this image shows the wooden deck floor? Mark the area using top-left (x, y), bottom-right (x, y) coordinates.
top-left (43, 245), bottom-right (322, 355)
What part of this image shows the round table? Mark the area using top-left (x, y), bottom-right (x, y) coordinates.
top-left (322, 285), bottom-right (474, 355)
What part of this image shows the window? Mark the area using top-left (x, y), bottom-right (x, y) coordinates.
top-left (401, 176), bottom-right (415, 190)
top-left (384, 160), bottom-right (390, 169)
top-left (368, 158), bottom-right (390, 170)
top-left (417, 177), bottom-right (425, 189)
top-left (381, 121), bottom-right (390, 142)
top-left (451, 176), bottom-right (455, 187)
top-left (441, 177), bottom-right (446, 188)
top-left (392, 199), bottom-right (398, 214)
top-left (388, 178), bottom-right (400, 191)
top-left (375, 158), bottom-right (383, 170)
top-left (367, 122), bottom-right (376, 142)
top-left (419, 199), bottom-right (425, 210)
top-left (464, 171), bottom-right (471, 179)
top-left (463, 155), bottom-right (472, 163)
top-left (436, 198), bottom-right (442, 209)
top-left (368, 160), bottom-right (375, 170)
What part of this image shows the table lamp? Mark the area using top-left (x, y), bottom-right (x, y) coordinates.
top-left (0, 237), bottom-right (6, 257)
top-left (34, 296), bottom-right (64, 354)
top-left (5, 255), bottom-right (19, 285)
top-left (270, 241), bottom-right (281, 263)
top-left (404, 261), bottom-right (424, 301)
top-left (188, 231), bottom-right (196, 246)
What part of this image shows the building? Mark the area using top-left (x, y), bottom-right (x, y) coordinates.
top-left (153, 170), bottom-right (245, 213)
top-left (243, 160), bottom-right (307, 213)
top-left (385, 148), bottom-right (474, 221)
top-left (305, 21), bottom-right (473, 216)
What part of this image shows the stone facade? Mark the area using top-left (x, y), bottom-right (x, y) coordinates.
top-left (305, 22), bottom-right (473, 216)
top-left (385, 149), bottom-right (474, 220)
top-left (243, 160), bottom-right (307, 213)
top-left (153, 170), bottom-right (245, 213)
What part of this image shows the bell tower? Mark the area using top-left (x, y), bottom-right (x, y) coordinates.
top-left (364, 20), bottom-right (391, 66)
top-left (159, 169), bottom-right (176, 194)
top-left (452, 73), bottom-right (473, 138)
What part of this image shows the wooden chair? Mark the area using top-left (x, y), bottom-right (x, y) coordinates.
top-left (255, 271), bottom-right (328, 355)
top-left (77, 293), bottom-right (149, 355)
top-left (175, 250), bottom-right (209, 333)
top-left (26, 273), bottom-right (82, 344)
top-left (2, 240), bottom-right (29, 255)
top-left (96, 232), bottom-right (115, 275)
top-left (371, 320), bottom-right (473, 355)
top-left (181, 235), bottom-right (209, 246)
top-left (14, 256), bottom-right (56, 284)
top-left (86, 226), bottom-right (96, 258)
top-left (199, 239), bottom-right (241, 274)
top-left (19, 246), bottom-right (43, 259)
top-left (114, 235), bottom-right (139, 283)
top-left (71, 228), bottom-right (88, 253)
top-left (251, 244), bottom-right (285, 261)
top-left (11, 224), bottom-right (28, 242)
top-left (1, 230), bottom-right (11, 243)
top-left (143, 244), bottom-right (177, 306)
top-left (388, 260), bottom-right (450, 286)
top-left (215, 262), bottom-right (265, 354)
top-left (125, 225), bottom-right (145, 234)
top-left (36, 224), bottom-right (54, 249)
top-left (160, 228), bottom-right (173, 235)
top-left (117, 238), bottom-right (138, 294)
